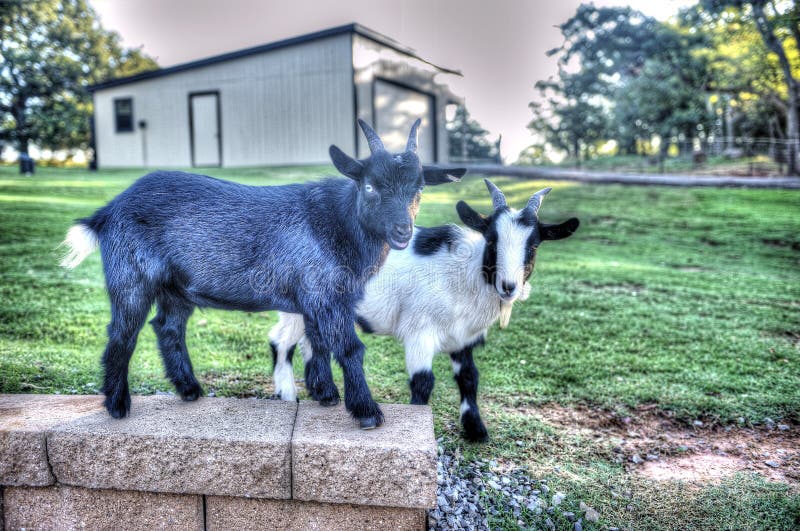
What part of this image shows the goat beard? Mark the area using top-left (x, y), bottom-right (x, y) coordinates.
top-left (498, 282), bottom-right (530, 329)
top-left (499, 301), bottom-right (513, 329)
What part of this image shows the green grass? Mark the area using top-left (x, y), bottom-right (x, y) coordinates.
top-left (540, 153), bottom-right (785, 176)
top-left (1, 165), bottom-right (798, 529)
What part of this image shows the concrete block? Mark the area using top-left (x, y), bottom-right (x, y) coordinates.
top-left (48, 396), bottom-right (296, 498)
top-left (3, 485), bottom-right (203, 530)
top-left (292, 401), bottom-right (436, 509)
top-left (0, 394), bottom-right (103, 486)
top-left (206, 496), bottom-right (426, 530)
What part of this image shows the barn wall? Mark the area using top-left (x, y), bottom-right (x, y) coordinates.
top-left (352, 34), bottom-right (453, 163)
top-left (93, 34), bottom-right (354, 168)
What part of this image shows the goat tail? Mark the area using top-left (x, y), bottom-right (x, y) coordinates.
top-left (59, 223), bottom-right (99, 269)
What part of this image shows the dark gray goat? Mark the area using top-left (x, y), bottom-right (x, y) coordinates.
top-left (61, 120), bottom-right (465, 428)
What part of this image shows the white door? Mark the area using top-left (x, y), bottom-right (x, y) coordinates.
top-left (190, 93), bottom-right (221, 167)
top-left (373, 80), bottom-right (436, 162)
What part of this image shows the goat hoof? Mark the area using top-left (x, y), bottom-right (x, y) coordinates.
top-left (359, 417), bottom-right (379, 429)
top-left (319, 396), bottom-right (340, 407)
top-left (104, 392), bottom-right (131, 419)
top-left (462, 416), bottom-right (489, 442)
top-left (309, 382), bottom-right (340, 405)
top-left (354, 402), bottom-right (384, 430)
top-left (463, 428), bottom-right (489, 443)
top-left (179, 382), bottom-right (203, 402)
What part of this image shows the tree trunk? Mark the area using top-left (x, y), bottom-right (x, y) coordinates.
top-left (753, 2), bottom-right (799, 175)
top-left (659, 141), bottom-right (668, 174)
top-left (725, 97), bottom-right (735, 150)
top-left (618, 136), bottom-right (636, 156)
top-left (11, 99), bottom-right (29, 156)
top-left (786, 93), bottom-right (799, 175)
top-left (573, 138), bottom-right (580, 168)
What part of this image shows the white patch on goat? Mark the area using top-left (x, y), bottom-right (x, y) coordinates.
top-left (499, 301), bottom-right (514, 329)
top-left (299, 336), bottom-right (313, 363)
top-left (60, 224), bottom-right (99, 269)
top-left (460, 399), bottom-right (471, 419)
top-left (451, 360), bottom-right (462, 375)
top-left (494, 212), bottom-right (534, 301)
top-left (268, 313), bottom-right (305, 401)
top-left (273, 357), bottom-right (296, 401)
top-left (405, 334), bottom-right (437, 377)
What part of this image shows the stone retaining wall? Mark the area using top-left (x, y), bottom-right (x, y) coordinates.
top-left (0, 394), bottom-right (436, 530)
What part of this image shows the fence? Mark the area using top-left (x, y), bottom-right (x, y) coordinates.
top-left (541, 138), bottom-right (798, 177)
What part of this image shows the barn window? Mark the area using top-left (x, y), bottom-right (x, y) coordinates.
top-left (114, 98), bottom-right (134, 133)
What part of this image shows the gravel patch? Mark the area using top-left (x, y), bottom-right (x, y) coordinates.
top-left (428, 441), bottom-right (599, 530)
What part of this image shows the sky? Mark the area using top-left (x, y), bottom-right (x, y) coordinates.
top-left (89, 0), bottom-right (696, 162)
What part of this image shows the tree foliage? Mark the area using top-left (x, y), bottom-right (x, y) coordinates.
top-left (528, 5), bottom-right (712, 163)
top-left (528, 92), bottom-right (608, 162)
top-left (695, 0), bottom-right (800, 172)
top-left (0, 0), bottom-right (157, 156)
top-left (447, 106), bottom-right (500, 161)
top-left (525, 1), bottom-right (800, 173)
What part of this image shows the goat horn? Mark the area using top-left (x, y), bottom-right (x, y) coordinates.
top-left (484, 179), bottom-right (507, 209)
top-left (406, 118), bottom-right (421, 152)
top-left (525, 187), bottom-right (552, 215)
top-left (358, 119), bottom-right (384, 154)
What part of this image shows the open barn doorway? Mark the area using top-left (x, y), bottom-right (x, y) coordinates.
top-left (373, 79), bottom-right (436, 162)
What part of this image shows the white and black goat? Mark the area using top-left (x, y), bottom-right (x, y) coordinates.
top-left (60, 120), bottom-right (465, 428)
top-left (269, 179), bottom-right (579, 440)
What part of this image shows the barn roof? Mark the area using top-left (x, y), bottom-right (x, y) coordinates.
top-left (89, 23), bottom-right (462, 91)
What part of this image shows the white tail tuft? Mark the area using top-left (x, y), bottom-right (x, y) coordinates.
top-left (59, 224), bottom-right (99, 269)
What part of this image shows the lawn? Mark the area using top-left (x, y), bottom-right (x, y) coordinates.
top-left (1, 164), bottom-right (798, 529)
top-left (544, 153), bottom-right (785, 177)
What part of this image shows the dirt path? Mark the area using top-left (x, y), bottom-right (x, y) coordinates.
top-left (531, 404), bottom-right (798, 486)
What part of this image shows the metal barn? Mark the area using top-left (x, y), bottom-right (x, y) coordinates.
top-left (89, 24), bottom-right (461, 169)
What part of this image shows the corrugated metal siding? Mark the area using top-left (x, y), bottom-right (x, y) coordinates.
top-left (93, 34), bottom-right (354, 168)
top-left (352, 34), bottom-right (452, 163)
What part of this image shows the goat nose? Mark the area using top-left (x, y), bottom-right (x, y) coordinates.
top-left (392, 224), bottom-right (412, 239)
top-left (501, 281), bottom-right (516, 296)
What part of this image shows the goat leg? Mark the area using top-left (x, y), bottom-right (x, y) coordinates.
top-left (450, 340), bottom-right (488, 442)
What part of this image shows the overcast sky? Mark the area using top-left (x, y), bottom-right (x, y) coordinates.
top-left (90, 0), bottom-right (696, 162)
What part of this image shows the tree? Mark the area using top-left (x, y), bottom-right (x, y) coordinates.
top-left (529, 4), bottom-right (712, 165)
top-left (616, 58), bottom-right (711, 159)
top-left (682, 7), bottom-right (782, 141)
top-left (528, 82), bottom-right (609, 164)
top-left (517, 144), bottom-right (547, 166)
top-left (699, 0), bottom-right (800, 173)
top-left (0, 0), bottom-right (157, 157)
top-left (447, 106), bottom-right (499, 161)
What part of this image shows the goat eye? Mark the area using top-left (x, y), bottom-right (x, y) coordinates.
top-left (364, 184), bottom-right (375, 193)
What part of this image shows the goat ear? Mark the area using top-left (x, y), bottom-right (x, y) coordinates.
top-left (456, 200), bottom-right (489, 232)
top-left (540, 217), bottom-right (579, 240)
top-left (422, 165), bottom-right (467, 186)
top-left (329, 145), bottom-right (363, 180)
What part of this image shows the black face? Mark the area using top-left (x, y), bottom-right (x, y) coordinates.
top-left (520, 217), bottom-right (540, 283)
top-left (463, 205), bottom-right (506, 288)
top-left (329, 120), bottom-right (467, 251)
top-left (357, 150), bottom-right (424, 250)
